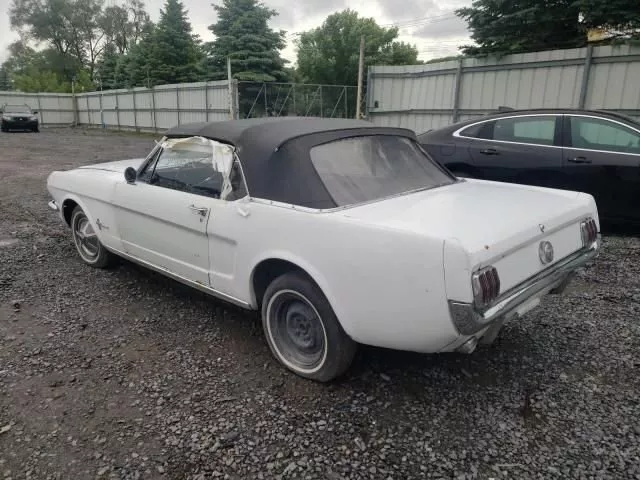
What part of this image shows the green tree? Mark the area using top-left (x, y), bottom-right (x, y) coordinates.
top-left (142, 0), bottom-right (203, 86)
top-left (576, 0), bottom-right (640, 40)
top-left (126, 21), bottom-right (156, 87)
top-left (9, 0), bottom-right (153, 87)
top-left (0, 67), bottom-right (12, 90)
top-left (99, 0), bottom-right (152, 55)
top-left (96, 43), bottom-right (128, 89)
top-left (453, 0), bottom-right (640, 55)
top-left (295, 9), bottom-right (421, 86)
top-left (206, 0), bottom-right (289, 82)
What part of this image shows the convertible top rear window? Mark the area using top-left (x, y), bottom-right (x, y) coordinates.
top-left (310, 135), bottom-right (454, 207)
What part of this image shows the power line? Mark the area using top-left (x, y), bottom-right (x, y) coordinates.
top-left (381, 13), bottom-right (457, 28)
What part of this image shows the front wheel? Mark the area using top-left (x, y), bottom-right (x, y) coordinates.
top-left (262, 271), bottom-right (357, 382)
top-left (70, 206), bottom-right (114, 268)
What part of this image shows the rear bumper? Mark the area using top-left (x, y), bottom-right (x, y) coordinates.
top-left (448, 236), bottom-right (600, 336)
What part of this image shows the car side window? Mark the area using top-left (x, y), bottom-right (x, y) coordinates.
top-left (493, 116), bottom-right (556, 145)
top-left (138, 136), bottom-right (248, 200)
top-left (460, 116), bottom-right (556, 146)
top-left (569, 116), bottom-right (640, 154)
top-left (459, 121), bottom-right (494, 139)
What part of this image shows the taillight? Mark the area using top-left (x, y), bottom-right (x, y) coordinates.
top-left (472, 266), bottom-right (501, 308)
top-left (580, 218), bottom-right (598, 246)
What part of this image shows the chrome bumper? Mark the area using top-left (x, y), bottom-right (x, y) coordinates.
top-left (449, 238), bottom-right (600, 336)
top-left (48, 200), bottom-right (59, 211)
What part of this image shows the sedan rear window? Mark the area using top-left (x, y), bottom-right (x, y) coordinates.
top-left (310, 135), bottom-right (454, 207)
top-left (3, 105), bottom-right (32, 114)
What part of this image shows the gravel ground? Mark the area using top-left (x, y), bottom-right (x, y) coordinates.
top-left (0, 127), bottom-right (639, 480)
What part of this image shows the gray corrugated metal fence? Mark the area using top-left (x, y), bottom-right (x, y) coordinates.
top-left (0, 80), bottom-right (236, 131)
top-left (0, 92), bottom-right (75, 126)
top-left (366, 45), bottom-right (640, 133)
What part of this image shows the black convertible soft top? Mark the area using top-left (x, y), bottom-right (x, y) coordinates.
top-left (164, 117), bottom-right (417, 209)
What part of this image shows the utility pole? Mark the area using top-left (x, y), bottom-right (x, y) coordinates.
top-left (227, 57), bottom-right (235, 120)
top-left (355, 35), bottom-right (365, 119)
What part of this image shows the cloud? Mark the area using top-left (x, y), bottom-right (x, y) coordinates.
top-left (377, 0), bottom-right (439, 22)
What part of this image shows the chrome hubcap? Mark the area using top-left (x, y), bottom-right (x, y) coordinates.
top-left (74, 215), bottom-right (99, 259)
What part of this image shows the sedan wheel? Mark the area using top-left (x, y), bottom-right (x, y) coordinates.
top-left (70, 206), bottom-right (113, 268)
top-left (262, 272), bottom-right (357, 382)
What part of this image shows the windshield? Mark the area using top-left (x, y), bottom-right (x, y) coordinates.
top-left (310, 135), bottom-right (455, 207)
top-left (3, 105), bottom-right (31, 114)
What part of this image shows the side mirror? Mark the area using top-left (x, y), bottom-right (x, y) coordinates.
top-left (32, 110), bottom-right (38, 114)
top-left (124, 166), bottom-right (137, 184)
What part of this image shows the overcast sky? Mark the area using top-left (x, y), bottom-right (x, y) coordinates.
top-left (0, 0), bottom-right (472, 65)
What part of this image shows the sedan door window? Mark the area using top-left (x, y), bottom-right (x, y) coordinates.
top-left (460, 116), bottom-right (557, 146)
top-left (569, 116), bottom-right (640, 154)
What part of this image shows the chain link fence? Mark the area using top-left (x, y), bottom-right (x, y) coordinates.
top-left (238, 82), bottom-right (365, 120)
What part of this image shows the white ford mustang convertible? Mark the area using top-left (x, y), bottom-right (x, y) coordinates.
top-left (47, 117), bottom-right (600, 381)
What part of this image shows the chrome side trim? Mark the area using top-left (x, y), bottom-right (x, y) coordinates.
top-left (104, 246), bottom-right (253, 310)
top-left (449, 238), bottom-right (600, 336)
top-left (48, 200), bottom-right (59, 211)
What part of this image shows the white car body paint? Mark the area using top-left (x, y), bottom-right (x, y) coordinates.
top-left (47, 149), bottom-right (600, 355)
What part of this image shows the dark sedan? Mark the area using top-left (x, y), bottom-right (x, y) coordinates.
top-left (1, 104), bottom-right (40, 132)
top-left (418, 109), bottom-right (640, 225)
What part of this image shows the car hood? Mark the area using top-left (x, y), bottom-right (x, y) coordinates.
top-left (77, 158), bottom-right (146, 173)
top-left (337, 178), bottom-right (594, 262)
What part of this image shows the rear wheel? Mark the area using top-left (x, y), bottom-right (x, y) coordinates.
top-left (70, 206), bottom-right (113, 268)
top-left (33, 126), bottom-right (39, 133)
top-left (262, 271), bottom-right (357, 382)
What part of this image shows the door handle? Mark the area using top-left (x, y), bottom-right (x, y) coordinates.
top-left (480, 148), bottom-right (499, 155)
top-left (188, 205), bottom-right (208, 216)
top-left (567, 156), bottom-right (592, 164)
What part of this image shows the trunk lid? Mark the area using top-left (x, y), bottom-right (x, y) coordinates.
top-left (337, 179), bottom-right (597, 294)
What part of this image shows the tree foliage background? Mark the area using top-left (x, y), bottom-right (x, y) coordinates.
top-left (2, 0), bottom-right (638, 96)
top-left (296, 9), bottom-right (420, 86)
top-left (456, 0), bottom-right (640, 56)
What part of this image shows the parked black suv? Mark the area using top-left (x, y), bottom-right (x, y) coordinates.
top-left (418, 108), bottom-right (640, 225)
top-left (1, 104), bottom-right (40, 132)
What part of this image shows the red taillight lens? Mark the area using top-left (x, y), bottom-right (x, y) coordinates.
top-left (580, 218), bottom-right (598, 246)
top-left (472, 266), bottom-right (501, 308)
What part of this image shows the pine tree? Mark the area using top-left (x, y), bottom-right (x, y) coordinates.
top-left (97, 44), bottom-right (123, 89)
top-left (126, 22), bottom-right (155, 87)
top-left (206, 0), bottom-right (289, 82)
top-left (145, 0), bottom-right (203, 85)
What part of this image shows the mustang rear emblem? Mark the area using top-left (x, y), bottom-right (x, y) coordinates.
top-left (538, 241), bottom-right (554, 265)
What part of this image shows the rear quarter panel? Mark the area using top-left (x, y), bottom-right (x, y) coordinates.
top-left (233, 202), bottom-right (459, 353)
